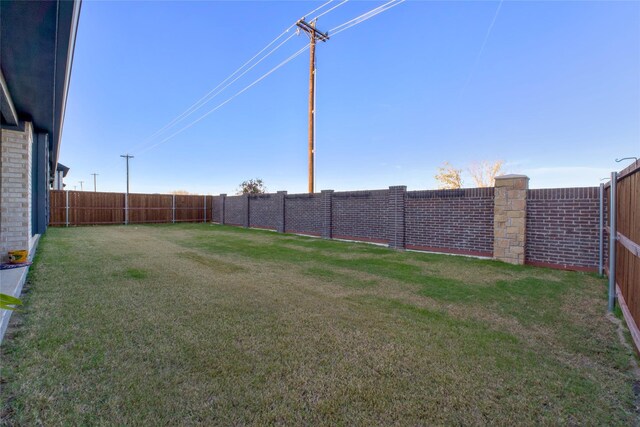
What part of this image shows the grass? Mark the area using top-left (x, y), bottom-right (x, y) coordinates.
top-left (1, 223), bottom-right (637, 425)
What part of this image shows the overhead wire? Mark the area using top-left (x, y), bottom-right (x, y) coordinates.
top-left (136, 44), bottom-right (311, 155)
top-left (129, 32), bottom-right (297, 153)
top-left (311, 0), bottom-right (349, 21)
top-left (328, 0), bottom-right (405, 37)
top-left (132, 0), bottom-right (399, 156)
top-left (130, 0), bottom-right (338, 153)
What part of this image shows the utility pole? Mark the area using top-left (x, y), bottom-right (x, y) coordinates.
top-left (91, 173), bottom-right (99, 192)
top-left (296, 18), bottom-right (329, 194)
top-left (120, 154), bottom-right (134, 224)
top-left (78, 180), bottom-right (84, 191)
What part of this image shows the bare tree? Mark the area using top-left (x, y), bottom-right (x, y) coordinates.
top-left (237, 178), bottom-right (267, 195)
top-left (434, 162), bottom-right (463, 189)
top-left (467, 160), bottom-right (504, 188)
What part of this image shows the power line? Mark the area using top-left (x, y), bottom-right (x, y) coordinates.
top-left (136, 44), bottom-right (311, 156)
top-left (312, 0), bottom-right (349, 21)
top-left (304, 0), bottom-right (337, 21)
top-left (130, 0), bottom-right (403, 159)
top-left (130, 0), bottom-right (342, 154)
top-left (328, 0), bottom-right (405, 37)
top-left (131, 33), bottom-right (297, 154)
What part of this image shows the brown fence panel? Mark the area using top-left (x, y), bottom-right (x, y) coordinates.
top-left (175, 194), bottom-right (206, 223)
top-left (610, 160), bottom-right (640, 350)
top-left (49, 191), bottom-right (213, 226)
top-left (49, 190), bottom-right (67, 225)
top-left (129, 194), bottom-right (172, 224)
top-left (71, 191), bottom-right (125, 225)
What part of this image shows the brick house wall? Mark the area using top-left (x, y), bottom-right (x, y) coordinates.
top-left (526, 187), bottom-right (600, 270)
top-left (405, 188), bottom-right (494, 257)
top-left (249, 194), bottom-right (278, 230)
top-left (224, 195), bottom-right (245, 226)
top-left (1, 123), bottom-right (33, 263)
top-left (284, 194), bottom-right (323, 236)
top-left (331, 190), bottom-right (389, 244)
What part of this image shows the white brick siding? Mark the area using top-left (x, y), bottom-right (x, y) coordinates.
top-left (1, 123), bottom-right (33, 263)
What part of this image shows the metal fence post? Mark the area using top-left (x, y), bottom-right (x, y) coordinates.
top-left (172, 194), bottom-right (176, 224)
top-left (65, 190), bottom-right (69, 227)
top-left (599, 183), bottom-right (604, 276)
top-left (608, 172), bottom-right (617, 312)
top-left (203, 195), bottom-right (207, 223)
top-left (124, 193), bottom-right (128, 225)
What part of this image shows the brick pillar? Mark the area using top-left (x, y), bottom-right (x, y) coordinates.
top-left (276, 191), bottom-right (287, 233)
top-left (321, 190), bottom-right (333, 239)
top-left (220, 194), bottom-right (226, 225)
top-left (243, 194), bottom-right (250, 228)
top-left (493, 175), bottom-right (529, 264)
top-left (1, 122), bottom-right (33, 263)
top-left (388, 186), bottom-right (407, 250)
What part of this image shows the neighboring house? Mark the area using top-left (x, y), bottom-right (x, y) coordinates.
top-left (54, 163), bottom-right (71, 190)
top-left (0, 0), bottom-right (81, 342)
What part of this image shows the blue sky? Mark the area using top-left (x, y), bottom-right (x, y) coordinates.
top-left (60, 0), bottom-right (640, 194)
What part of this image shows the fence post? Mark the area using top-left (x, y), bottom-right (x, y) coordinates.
top-left (172, 194), bottom-right (176, 224)
top-left (243, 194), bottom-right (250, 228)
top-left (124, 193), bottom-right (128, 225)
top-left (276, 191), bottom-right (287, 233)
top-left (65, 190), bottom-right (69, 227)
top-left (203, 195), bottom-right (207, 223)
top-left (321, 190), bottom-right (333, 239)
top-left (599, 183), bottom-right (604, 276)
top-left (388, 186), bottom-right (407, 250)
top-left (220, 194), bottom-right (226, 225)
top-left (608, 172), bottom-right (617, 312)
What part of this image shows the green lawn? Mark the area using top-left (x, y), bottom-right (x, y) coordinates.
top-left (1, 224), bottom-right (637, 424)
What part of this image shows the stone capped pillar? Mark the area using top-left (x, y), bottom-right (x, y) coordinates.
top-left (493, 175), bottom-right (529, 264)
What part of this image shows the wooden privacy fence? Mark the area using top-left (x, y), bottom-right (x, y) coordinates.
top-left (604, 160), bottom-right (640, 351)
top-left (49, 190), bottom-right (213, 226)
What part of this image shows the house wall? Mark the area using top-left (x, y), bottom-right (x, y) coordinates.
top-left (1, 123), bottom-right (33, 262)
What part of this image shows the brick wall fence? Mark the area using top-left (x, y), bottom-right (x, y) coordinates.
top-left (212, 175), bottom-right (601, 271)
